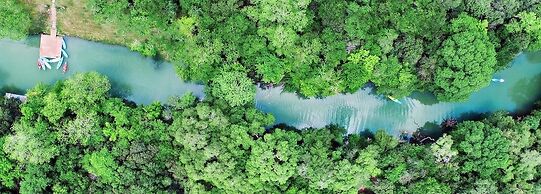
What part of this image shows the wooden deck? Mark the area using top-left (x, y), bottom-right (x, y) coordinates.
top-left (40, 35), bottom-right (62, 58)
top-left (39, 0), bottom-right (62, 58)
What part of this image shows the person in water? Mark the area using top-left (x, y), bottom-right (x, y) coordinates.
top-left (62, 63), bottom-right (68, 73)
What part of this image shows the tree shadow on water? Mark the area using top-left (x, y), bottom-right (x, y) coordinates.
top-left (152, 53), bottom-right (166, 70)
top-left (0, 85), bottom-right (24, 95)
top-left (108, 79), bottom-right (133, 99)
top-left (509, 74), bottom-right (541, 114)
top-left (415, 122), bottom-right (442, 138)
top-left (409, 91), bottom-right (440, 105)
top-left (524, 51), bottom-right (541, 64)
top-left (0, 69), bottom-right (8, 84)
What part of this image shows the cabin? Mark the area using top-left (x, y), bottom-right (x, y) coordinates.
top-left (39, 0), bottom-right (62, 59)
top-left (5, 93), bottom-right (27, 103)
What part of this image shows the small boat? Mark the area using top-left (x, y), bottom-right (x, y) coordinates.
top-left (491, 78), bottom-right (505, 83)
top-left (38, 58), bottom-right (47, 70)
top-left (387, 96), bottom-right (402, 104)
top-left (42, 60), bottom-right (52, 69)
top-left (61, 49), bottom-right (69, 58)
top-left (56, 57), bottom-right (64, 69)
top-left (62, 63), bottom-right (68, 73)
top-left (62, 38), bottom-right (66, 49)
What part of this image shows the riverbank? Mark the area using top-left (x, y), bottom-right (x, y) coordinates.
top-left (2, 37), bottom-right (541, 135)
top-left (16, 1), bottom-right (541, 103)
top-left (22, 0), bottom-right (136, 46)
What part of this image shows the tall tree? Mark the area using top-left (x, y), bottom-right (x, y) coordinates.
top-left (434, 14), bottom-right (497, 101)
top-left (451, 121), bottom-right (511, 179)
top-left (210, 71), bottom-right (255, 107)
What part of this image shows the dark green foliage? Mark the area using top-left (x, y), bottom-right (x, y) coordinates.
top-left (0, 97), bottom-right (21, 135)
top-left (3, 0), bottom-right (541, 191)
top-left (452, 121), bottom-right (511, 178)
top-left (434, 14), bottom-right (497, 101)
top-left (464, 0), bottom-right (522, 26)
top-left (85, 0), bottom-right (541, 101)
top-left (18, 164), bottom-right (51, 194)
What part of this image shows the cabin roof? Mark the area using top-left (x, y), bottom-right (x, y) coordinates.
top-left (39, 35), bottom-right (62, 58)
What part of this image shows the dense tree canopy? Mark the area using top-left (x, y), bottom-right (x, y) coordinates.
top-left (3, 0), bottom-right (541, 192)
top-left (0, 73), bottom-right (540, 193)
top-left (434, 14), bottom-right (497, 101)
top-left (210, 71), bottom-right (255, 107)
top-left (85, 0), bottom-right (541, 100)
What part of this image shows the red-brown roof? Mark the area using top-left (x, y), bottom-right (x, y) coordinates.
top-left (39, 35), bottom-right (62, 58)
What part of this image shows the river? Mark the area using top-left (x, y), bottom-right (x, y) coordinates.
top-left (1, 37), bottom-right (541, 135)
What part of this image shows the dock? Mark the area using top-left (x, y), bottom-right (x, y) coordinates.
top-left (39, 0), bottom-right (62, 59)
top-left (5, 93), bottom-right (27, 102)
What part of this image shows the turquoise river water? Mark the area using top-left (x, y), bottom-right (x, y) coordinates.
top-left (1, 37), bottom-right (541, 135)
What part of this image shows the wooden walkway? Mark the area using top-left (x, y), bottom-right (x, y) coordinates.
top-left (50, 0), bottom-right (57, 36)
top-left (39, 0), bottom-right (62, 58)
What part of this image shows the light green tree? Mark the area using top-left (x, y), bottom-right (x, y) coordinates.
top-left (246, 129), bottom-right (301, 191)
top-left (210, 71), bottom-right (255, 107)
top-left (342, 49), bottom-right (378, 92)
top-left (431, 134), bottom-right (458, 164)
top-left (60, 72), bottom-right (111, 111)
top-left (82, 149), bottom-right (119, 185)
top-left (3, 122), bottom-right (58, 164)
top-left (506, 12), bottom-right (541, 51)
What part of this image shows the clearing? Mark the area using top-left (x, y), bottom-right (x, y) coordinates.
top-left (22, 0), bottom-right (136, 45)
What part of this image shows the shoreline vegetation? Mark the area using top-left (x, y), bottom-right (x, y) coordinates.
top-left (13, 0), bottom-right (541, 101)
top-left (82, 0), bottom-right (541, 101)
top-left (0, 72), bottom-right (541, 193)
top-left (2, 0), bottom-right (541, 193)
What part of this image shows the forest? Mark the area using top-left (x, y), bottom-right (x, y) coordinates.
top-left (1, 72), bottom-right (541, 193)
top-left (4, 0), bottom-right (541, 100)
top-left (2, 0), bottom-right (541, 193)
top-left (83, 0), bottom-right (541, 100)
